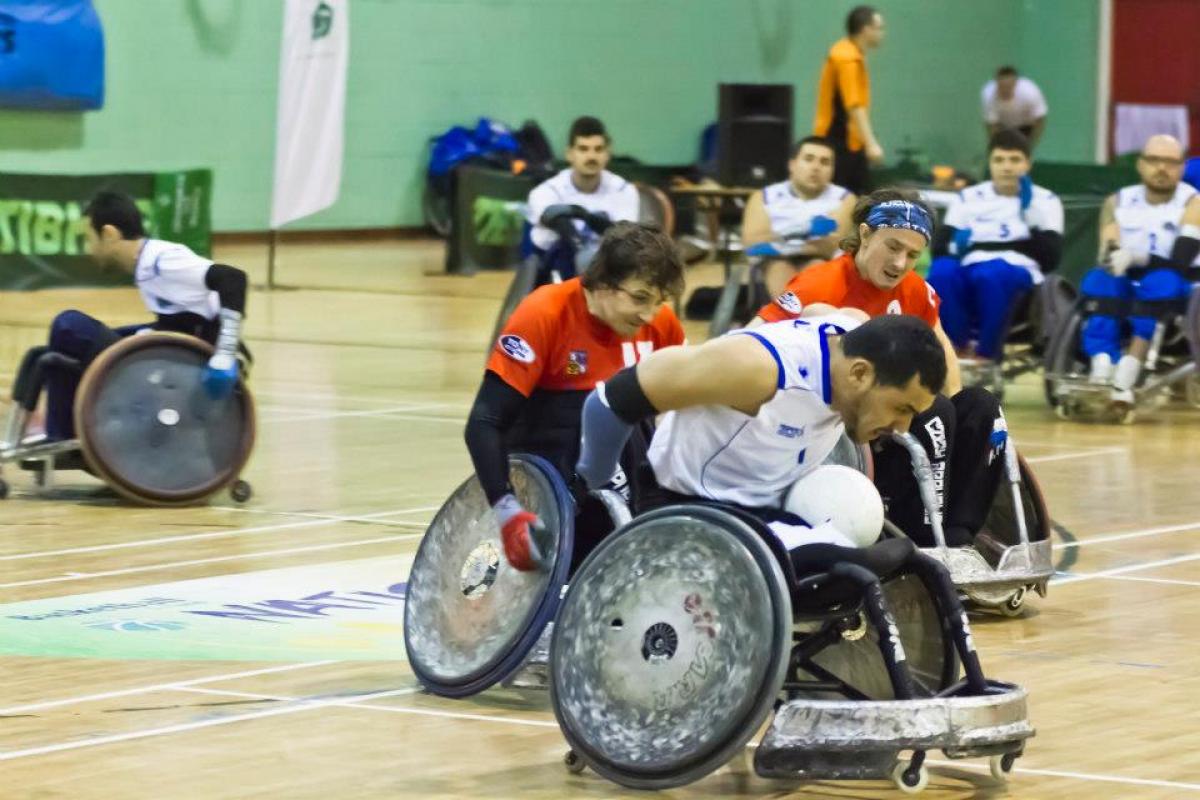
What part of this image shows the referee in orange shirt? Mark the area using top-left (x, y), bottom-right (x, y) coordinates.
top-left (813, 5), bottom-right (886, 193)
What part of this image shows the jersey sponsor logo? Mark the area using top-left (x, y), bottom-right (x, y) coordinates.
top-left (566, 349), bottom-right (588, 376)
top-left (924, 416), bottom-right (948, 459)
top-left (776, 423), bottom-right (806, 439)
top-left (886, 299), bottom-right (902, 315)
top-left (498, 334), bottom-right (536, 364)
top-left (776, 291), bottom-right (802, 315)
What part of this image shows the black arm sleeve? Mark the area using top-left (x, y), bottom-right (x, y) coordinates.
top-left (969, 230), bottom-right (1063, 272)
top-left (463, 370), bottom-right (528, 505)
top-left (204, 264), bottom-right (248, 314)
top-left (931, 225), bottom-right (956, 257)
top-left (1169, 235), bottom-right (1200, 268)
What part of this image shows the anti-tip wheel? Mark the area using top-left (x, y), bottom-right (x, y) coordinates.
top-left (230, 479), bottom-right (253, 504)
top-left (989, 753), bottom-right (1016, 783)
top-left (563, 749), bottom-right (586, 775)
top-left (892, 760), bottom-right (929, 794)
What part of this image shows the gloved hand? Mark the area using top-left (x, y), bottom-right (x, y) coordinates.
top-left (1107, 246), bottom-right (1148, 277)
top-left (581, 209), bottom-right (613, 235)
top-left (745, 241), bottom-right (784, 258)
top-left (493, 493), bottom-right (552, 572)
top-left (952, 226), bottom-right (973, 256)
top-left (808, 214), bottom-right (838, 238)
top-left (540, 204), bottom-right (588, 226)
top-left (202, 352), bottom-right (240, 399)
top-left (201, 308), bottom-right (243, 399)
top-left (1018, 175), bottom-right (1033, 211)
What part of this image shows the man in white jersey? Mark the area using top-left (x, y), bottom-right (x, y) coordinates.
top-left (981, 66), bottom-right (1048, 150)
top-left (525, 116), bottom-right (639, 281)
top-left (928, 128), bottom-right (1063, 362)
top-left (1078, 134), bottom-right (1200, 402)
top-left (740, 135), bottom-right (856, 297)
top-left (38, 191), bottom-right (248, 441)
top-left (574, 311), bottom-right (944, 544)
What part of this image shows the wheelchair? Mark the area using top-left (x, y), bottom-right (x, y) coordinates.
top-left (1043, 281), bottom-right (1200, 424)
top-left (886, 431), bottom-right (1054, 617)
top-left (706, 240), bottom-right (814, 337)
top-left (0, 332), bottom-right (256, 505)
top-left (550, 503), bottom-right (1033, 793)
top-left (486, 183), bottom-right (676, 357)
top-left (403, 453), bottom-right (631, 696)
top-left (955, 274), bottom-right (1077, 401)
top-left (405, 449), bottom-right (1033, 794)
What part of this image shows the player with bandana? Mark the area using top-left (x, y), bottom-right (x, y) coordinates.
top-left (748, 190), bottom-right (1008, 548)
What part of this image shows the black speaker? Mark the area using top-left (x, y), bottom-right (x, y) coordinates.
top-left (717, 83), bottom-right (794, 188)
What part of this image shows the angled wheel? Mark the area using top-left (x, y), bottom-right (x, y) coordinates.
top-left (551, 504), bottom-right (791, 789)
top-left (404, 454), bottom-right (574, 697)
top-left (74, 332), bottom-right (256, 507)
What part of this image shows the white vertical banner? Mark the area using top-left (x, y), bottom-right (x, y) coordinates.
top-left (270, 0), bottom-right (349, 228)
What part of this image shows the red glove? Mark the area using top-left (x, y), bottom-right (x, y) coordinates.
top-left (494, 494), bottom-right (551, 571)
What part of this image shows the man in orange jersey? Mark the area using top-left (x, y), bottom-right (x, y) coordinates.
top-left (751, 190), bottom-right (1007, 549)
top-left (465, 222), bottom-right (686, 571)
top-left (812, 5), bottom-right (886, 193)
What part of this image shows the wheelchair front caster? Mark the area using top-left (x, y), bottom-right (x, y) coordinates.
top-left (998, 586), bottom-right (1027, 618)
top-left (989, 752), bottom-right (1016, 783)
top-left (563, 749), bottom-right (586, 775)
top-left (892, 760), bottom-right (929, 794)
top-left (230, 479), bottom-right (253, 504)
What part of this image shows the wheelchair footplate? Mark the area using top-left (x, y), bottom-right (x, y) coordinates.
top-left (755, 680), bottom-right (1033, 789)
top-left (920, 541), bottom-right (1053, 616)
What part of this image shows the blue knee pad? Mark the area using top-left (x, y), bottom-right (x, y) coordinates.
top-left (1130, 268), bottom-right (1192, 340)
top-left (1079, 268), bottom-right (1132, 359)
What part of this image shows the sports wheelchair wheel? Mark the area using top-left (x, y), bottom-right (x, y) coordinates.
top-left (404, 454), bottom-right (574, 697)
top-left (550, 504), bottom-right (792, 789)
top-left (74, 332), bottom-right (255, 506)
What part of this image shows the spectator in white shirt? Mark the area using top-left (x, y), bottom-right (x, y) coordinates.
top-left (981, 66), bottom-right (1048, 150)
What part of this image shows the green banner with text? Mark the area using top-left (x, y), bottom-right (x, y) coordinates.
top-left (0, 169), bottom-right (212, 290)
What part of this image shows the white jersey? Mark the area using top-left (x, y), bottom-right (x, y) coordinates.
top-left (944, 180), bottom-right (1064, 280)
top-left (1113, 182), bottom-right (1200, 264)
top-left (134, 239), bottom-right (219, 319)
top-left (648, 314), bottom-right (861, 509)
top-left (526, 168), bottom-right (640, 250)
top-left (981, 77), bottom-right (1048, 130)
top-left (761, 180), bottom-right (850, 239)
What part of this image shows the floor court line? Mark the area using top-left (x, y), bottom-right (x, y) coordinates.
top-left (0, 661), bottom-right (338, 716)
top-left (0, 506), bottom-right (434, 564)
top-left (0, 533), bottom-right (417, 589)
top-left (1051, 519), bottom-right (1200, 550)
top-left (1053, 551), bottom-right (1200, 586)
top-left (26, 683), bottom-right (1191, 793)
top-left (0, 686), bottom-right (419, 762)
top-left (1024, 447), bottom-right (1129, 464)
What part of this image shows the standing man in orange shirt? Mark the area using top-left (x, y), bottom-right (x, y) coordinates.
top-left (813, 5), bottom-right (886, 193)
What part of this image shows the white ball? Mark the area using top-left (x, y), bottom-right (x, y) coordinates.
top-left (783, 465), bottom-right (884, 548)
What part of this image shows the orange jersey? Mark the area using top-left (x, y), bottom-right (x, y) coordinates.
top-left (487, 278), bottom-right (685, 396)
top-left (757, 253), bottom-right (940, 327)
top-left (813, 38), bottom-right (870, 151)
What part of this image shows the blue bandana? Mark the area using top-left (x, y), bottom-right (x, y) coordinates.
top-left (865, 200), bottom-right (933, 242)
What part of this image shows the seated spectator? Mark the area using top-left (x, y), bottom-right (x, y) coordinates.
top-left (928, 129), bottom-right (1063, 362)
top-left (740, 136), bottom-right (856, 297)
top-left (525, 116), bottom-right (639, 282)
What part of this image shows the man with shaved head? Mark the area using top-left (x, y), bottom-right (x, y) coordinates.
top-left (1079, 134), bottom-right (1200, 403)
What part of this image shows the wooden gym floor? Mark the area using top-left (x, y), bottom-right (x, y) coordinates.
top-left (1, 239), bottom-right (1198, 799)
